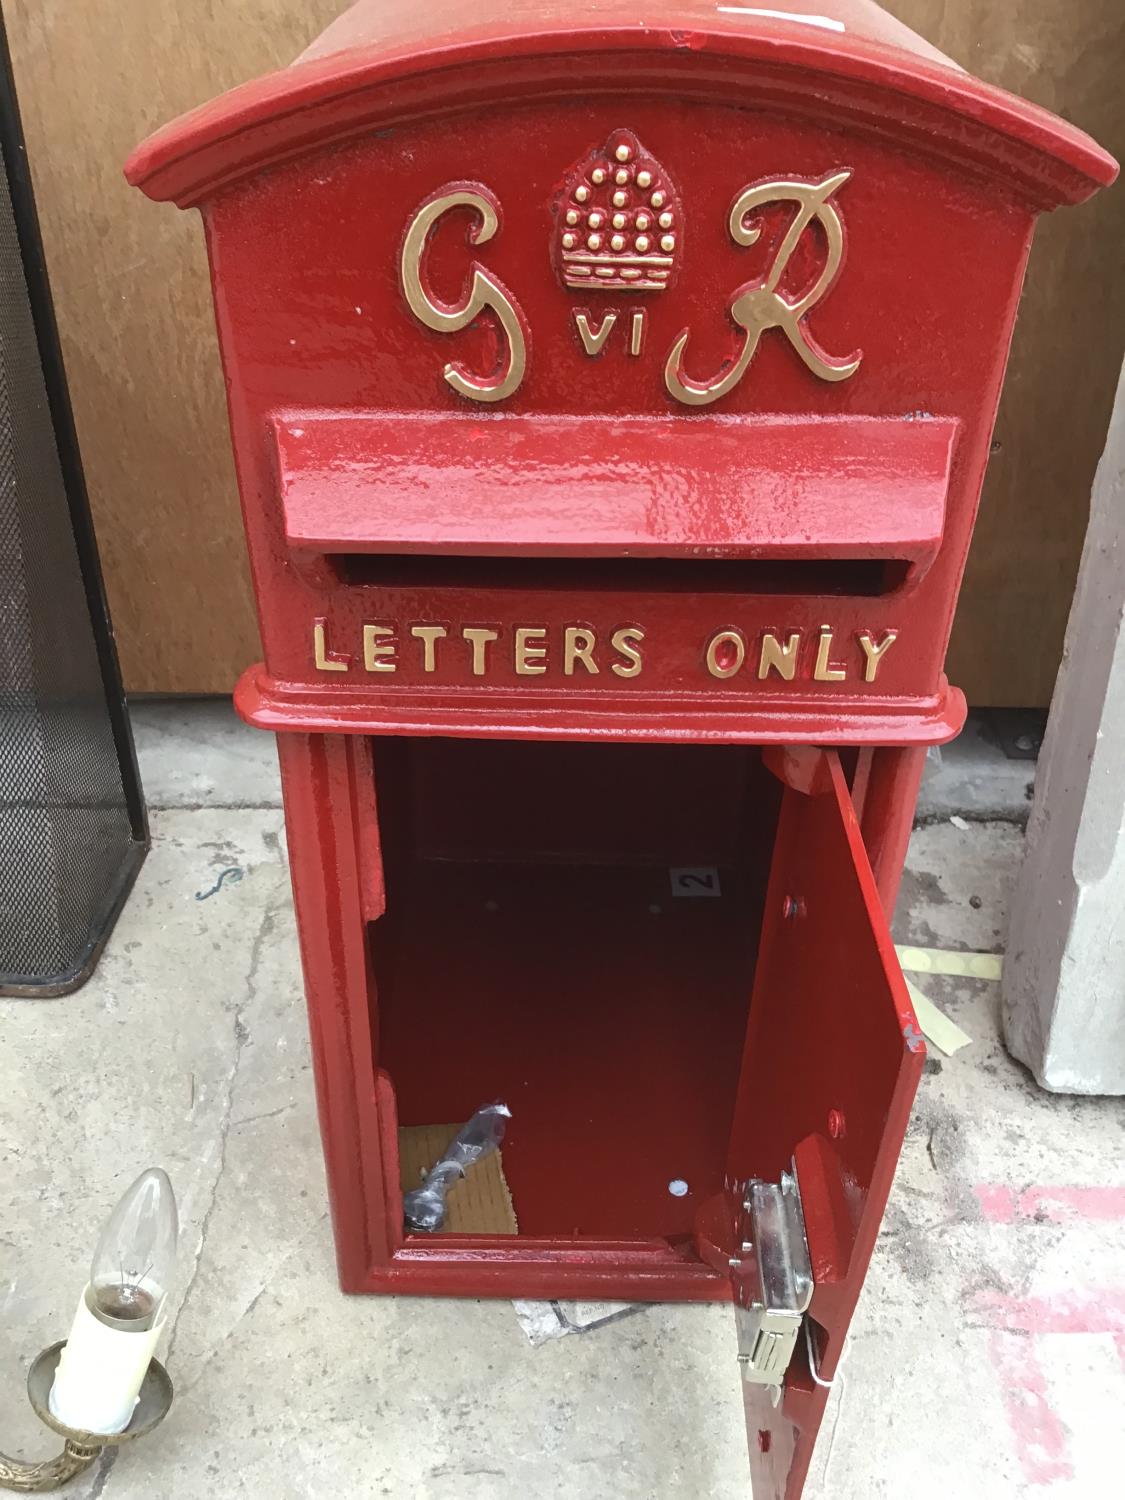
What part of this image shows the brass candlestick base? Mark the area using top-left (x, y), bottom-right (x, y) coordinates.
top-left (0, 1344), bottom-right (173, 1492)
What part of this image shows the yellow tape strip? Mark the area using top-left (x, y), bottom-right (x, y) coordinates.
top-left (896, 945), bottom-right (1003, 981)
top-left (905, 978), bottom-right (973, 1057)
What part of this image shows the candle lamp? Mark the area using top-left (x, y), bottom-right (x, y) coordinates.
top-left (0, 1171), bottom-right (176, 1491)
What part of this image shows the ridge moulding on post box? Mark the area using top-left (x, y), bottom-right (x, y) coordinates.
top-left (125, 3), bottom-right (1116, 1496)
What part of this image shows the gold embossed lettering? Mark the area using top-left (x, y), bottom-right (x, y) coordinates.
top-left (665, 171), bottom-right (860, 407)
top-left (462, 627), bottom-right (500, 676)
top-left (705, 629), bottom-right (746, 680)
top-left (313, 619), bottom-right (348, 673)
top-left (610, 627), bottom-right (645, 678)
top-left (574, 311), bottom-right (617, 356)
top-left (858, 629), bottom-right (898, 683)
top-left (515, 627), bottom-right (548, 675)
top-left (758, 631), bottom-right (801, 681)
top-left (363, 625), bottom-right (397, 673)
top-left (813, 628), bottom-right (847, 682)
top-left (401, 186), bottom-right (528, 403)
top-left (629, 310), bottom-right (646, 357)
top-left (410, 624), bottom-right (447, 673)
top-left (564, 626), bottom-right (600, 675)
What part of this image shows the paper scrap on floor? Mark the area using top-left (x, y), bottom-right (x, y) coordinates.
top-left (896, 944), bottom-right (1003, 981)
top-left (905, 978), bottom-right (973, 1056)
top-left (512, 1299), bottom-right (645, 1346)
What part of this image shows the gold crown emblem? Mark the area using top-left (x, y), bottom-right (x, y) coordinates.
top-left (553, 130), bottom-right (681, 293)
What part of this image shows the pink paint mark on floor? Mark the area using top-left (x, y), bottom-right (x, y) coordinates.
top-left (974, 1289), bottom-right (1125, 1485)
top-left (975, 1184), bottom-right (1019, 1222)
top-left (971, 1187), bottom-right (1125, 1483)
top-left (987, 1331), bottom-right (1074, 1485)
top-left (972, 1289), bottom-right (1125, 1337)
top-left (975, 1184), bottom-right (1125, 1225)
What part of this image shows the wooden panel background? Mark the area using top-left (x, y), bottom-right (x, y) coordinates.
top-left (4, 0), bottom-right (1123, 701)
top-left (892, 1), bottom-right (1125, 702)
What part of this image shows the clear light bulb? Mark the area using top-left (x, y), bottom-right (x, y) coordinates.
top-left (89, 1168), bottom-right (178, 1330)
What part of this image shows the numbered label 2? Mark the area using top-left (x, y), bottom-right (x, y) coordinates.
top-left (669, 867), bottom-right (722, 898)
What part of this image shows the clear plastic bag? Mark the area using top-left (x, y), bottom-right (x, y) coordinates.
top-left (402, 1102), bottom-right (512, 1232)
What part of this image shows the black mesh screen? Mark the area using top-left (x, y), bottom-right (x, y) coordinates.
top-left (0, 30), bottom-right (146, 994)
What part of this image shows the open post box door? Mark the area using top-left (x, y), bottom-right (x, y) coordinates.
top-left (726, 747), bottom-right (924, 1499)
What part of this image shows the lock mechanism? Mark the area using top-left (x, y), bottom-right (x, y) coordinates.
top-left (734, 1165), bottom-right (814, 1392)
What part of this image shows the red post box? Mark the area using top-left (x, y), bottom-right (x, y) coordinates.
top-left (127, 2), bottom-right (1115, 1493)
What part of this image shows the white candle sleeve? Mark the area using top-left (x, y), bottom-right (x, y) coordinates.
top-left (48, 1285), bottom-right (165, 1435)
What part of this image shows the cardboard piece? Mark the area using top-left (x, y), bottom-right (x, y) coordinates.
top-left (398, 1123), bottom-right (518, 1235)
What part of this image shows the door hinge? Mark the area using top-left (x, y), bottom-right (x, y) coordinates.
top-left (734, 1165), bottom-right (814, 1396)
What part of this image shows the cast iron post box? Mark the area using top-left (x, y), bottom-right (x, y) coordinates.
top-left (127, 2), bottom-right (1114, 1492)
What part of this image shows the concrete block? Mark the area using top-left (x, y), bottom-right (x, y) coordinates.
top-left (1002, 361), bottom-right (1125, 1094)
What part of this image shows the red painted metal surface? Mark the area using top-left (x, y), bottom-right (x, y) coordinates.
top-left (126, 2), bottom-right (1115, 1494)
top-left (860, 743), bottom-right (929, 914)
top-left (276, 411), bottom-right (955, 565)
top-left (274, 732), bottom-right (389, 1288)
top-left (729, 750), bottom-right (925, 1497)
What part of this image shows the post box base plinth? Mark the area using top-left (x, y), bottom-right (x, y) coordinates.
top-left (235, 663), bottom-right (968, 748)
top-left (356, 1248), bottom-right (732, 1303)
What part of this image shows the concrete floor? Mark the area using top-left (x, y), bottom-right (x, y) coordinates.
top-left (2, 703), bottom-right (1122, 1498)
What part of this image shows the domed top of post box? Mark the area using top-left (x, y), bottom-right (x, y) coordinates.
top-left (126, 0), bottom-right (1115, 210)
